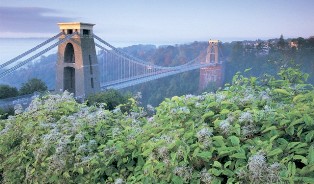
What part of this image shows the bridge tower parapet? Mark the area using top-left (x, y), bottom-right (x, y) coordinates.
top-left (56, 22), bottom-right (100, 98)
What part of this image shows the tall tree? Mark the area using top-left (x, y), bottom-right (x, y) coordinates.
top-left (19, 78), bottom-right (47, 95)
top-left (0, 85), bottom-right (19, 99)
top-left (277, 34), bottom-right (286, 50)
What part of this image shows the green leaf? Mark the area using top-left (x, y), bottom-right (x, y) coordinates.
top-left (305, 131), bottom-right (314, 143)
top-left (197, 151), bottom-right (212, 159)
top-left (295, 177), bottom-right (314, 183)
top-left (299, 164), bottom-right (314, 175)
top-left (63, 171), bottom-right (70, 178)
top-left (78, 167), bottom-right (84, 174)
top-left (223, 169), bottom-right (235, 177)
top-left (172, 175), bottom-right (184, 184)
top-left (230, 152), bottom-right (246, 159)
top-left (287, 142), bottom-right (301, 150)
top-left (207, 102), bottom-right (219, 108)
top-left (286, 126), bottom-right (294, 136)
top-left (220, 109), bottom-right (230, 115)
top-left (193, 147), bottom-right (200, 157)
top-left (197, 151), bottom-right (212, 160)
top-left (213, 161), bottom-right (222, 168)
top-left (171, 152), bottom-right (177, 161)
top-left (288, 162), bottom-right (296, 176)
top-left (210, 168), bottom-right (222, 176)
top-left (29, 168), bottom-right (35, 174)
top-left (293, 94), bottom-right (305, 103)
top-left (267, 148), bottom-right (283, 157)
top-left (262, 126), bottom-right (277, 133)
top-left (212, 136), bottom-right (225, 147)
top-left (202, 111), bottom-right (215, 120)
top-left (304, 114), bottom-right (314, 126)
top-left (293, 155), bottom-right (308, 165)
top-left (228, 136), bottom-right (240, 146)
top-left (273, 88), bottom-right (290, 96)
top-left (224, 161), bottom-right (232, 168)
top-left (308, 146), bottom-right (314, 164)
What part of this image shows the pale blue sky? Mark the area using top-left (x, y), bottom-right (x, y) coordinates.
top-left (0, 0), bottom-right (314, 44)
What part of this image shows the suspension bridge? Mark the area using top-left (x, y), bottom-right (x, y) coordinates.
top-left (0, 22), bottom-right (223, 103)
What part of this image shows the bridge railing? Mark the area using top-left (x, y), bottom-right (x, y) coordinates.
top-left (0, 93), bottom-right (39, 110)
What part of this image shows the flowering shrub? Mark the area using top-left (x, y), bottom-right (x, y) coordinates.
top-left (0, 68), bottom-right (314, 183)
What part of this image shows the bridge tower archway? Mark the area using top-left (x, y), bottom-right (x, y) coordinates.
top-left (64, 43), bottom-right (75, 63)
top-left (199, 40), bottom-right (224, 91)
top-left (56, 22), bottom-right (100, 98)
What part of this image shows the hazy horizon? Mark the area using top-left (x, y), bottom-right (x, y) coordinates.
top-left (1, 0), bottom-right (313, 43)
top-left (0, 34), bottom-right (295, 63)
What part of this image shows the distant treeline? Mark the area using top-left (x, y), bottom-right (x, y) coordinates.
top-left (1, 35), bottom-right (313, 106)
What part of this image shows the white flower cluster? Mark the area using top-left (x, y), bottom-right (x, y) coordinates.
top-left (196, 127), bottom-right (212, 142)
top-left (112, 127), bottom-right (121, 138)
top-left (239, 93), bottom-right (255, 105)
top-left (114, 178), bottom-right (124, 184)
top-left (127, 120), bottom-right (144, 141)
top-left (173, 166), bottom-right (193, 182)
top-left (147, 116), bottom-right (154, 123)
top-left (241, 124), bottom-right (258, 138)
top-left (0, 123), bottom-right (13, 136)
top-left (112, 107), bottom-right (121, 114)
top-left (146, 104), bottom-right (155, 112)
top-left (245, 152), bottom-right (281, 183)
top-left (200, 169), bottom-right (212, 184)
top-left (239, 112), bottom-right (253, 123)
top-left (25, 91), bottom-right (75, 114)
top-left (185, 94), bottom-right (194, 99)
top-left (196, 127), bottom-right (213, 148)
top-left (170, 106), bottom-right (190, 115)
top-left (248, 152), bottom-right (267, 179)
top-left (219, 120), bottom-right (231, 135)
top-left (157, 146), bottom-right (169, 159)
top-left (14, 104), bottom-right (23, 115)
top-left (134, 92), bottom-right (142, 103)
top-left (215, 93), bottom-right (226, 102)
top-left (25, 97), bottom-right (41, 112)
top-left (151, 134), bottom-right (174, 144)
top-left (259, 90), bottom-right (271, 101)
top-left (176, 146), bottom-right (185, 160)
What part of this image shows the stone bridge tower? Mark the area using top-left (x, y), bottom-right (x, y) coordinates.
top-left (56, 22), bottom-right (100, 98)
top-left (199, 40), bottom-right (224, 90)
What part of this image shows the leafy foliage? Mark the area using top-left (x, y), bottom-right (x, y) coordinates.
top-left (0, 67), bottom-right (314, 183)
top-left (0, 85), bottom-right (18, 99)
top-left (86, 89), bottom-right (131, 111)
top-left (19, 78), bottom-right (48, 95)
top-left (0, 107), bottom-right (14, 120)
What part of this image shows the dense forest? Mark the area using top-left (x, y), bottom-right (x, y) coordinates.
top-left (1, 35), bottom-right (314, 106)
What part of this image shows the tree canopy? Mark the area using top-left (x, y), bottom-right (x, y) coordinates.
top-left (19, 78), bottom-right (48, 95)
top-left (0, 85), bottom-right (18, 99)
top-left (86, 89), bottom-right (131, 110)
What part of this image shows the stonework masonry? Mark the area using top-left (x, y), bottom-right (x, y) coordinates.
top-left (56, 22), bottom-right (100, 98)
top-left (199, 40), bottom-right (224, 90)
